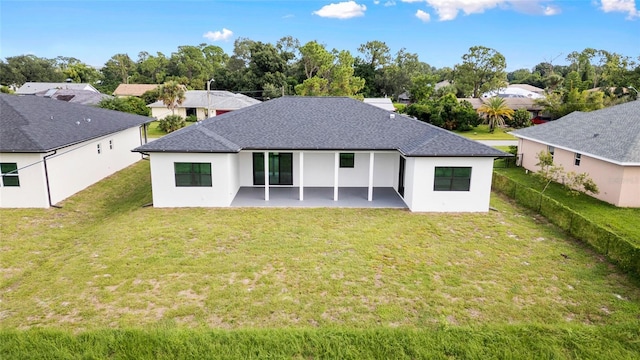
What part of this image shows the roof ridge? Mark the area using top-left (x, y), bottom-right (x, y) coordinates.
top-left (195, 123), bottom-right (240, 151)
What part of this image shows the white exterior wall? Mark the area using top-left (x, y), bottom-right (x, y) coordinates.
top-left (149, 152), bottom-right (239, 207)
top-left (237, 151), bottom-right (397, 187)
top-left (1, 127), bottom-right (144, 208)
top-left (151, 107), bottom-right (211, 120)
top-left (46, 127), bottom-right (145, 205)
top-left (0, 153), bottom-right (49, 208)
top-left (404, 157), bottom-right (494, 212)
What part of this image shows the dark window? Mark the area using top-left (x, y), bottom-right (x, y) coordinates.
top-left (186, 108), bottom-right (197, 117)
top-left (339, 153), bottom-right (355, 168)
top-left (434, 167), bottom-right (471, 191)
top-left (97, 143), bottom-right (101, 154)
top-left (547, 145), bottom-right (555, 159)
top-left (109, 140), bottom-right (113, 150)
top-left (174, 162), bottom-right (212, 187)
top-left (1, 163), bottom-right (20, 187)
top-left (574, 153), bottom-right (581, 166)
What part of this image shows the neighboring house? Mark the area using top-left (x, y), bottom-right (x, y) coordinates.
top-left (0, 94), bottom-right (151, 208)
top-left (482, 85), bottom-right (545, 99)
top-left (397, 91), bottom-right (411, 104)
top-left (134, 96), bottom-right (507, 212)
top-left (460, 97), bottom-right (543, 118)
top-left (34, 88), bottom-right (111, 106)
top-left (509, 84), bottom-right (545, 96)
top-left (148, 90), bottom-right (261, 120)
top-left (15, 82), bottom-right (100, 95)
top-left (363, 98), bottom-right (396, 111)
top-left (511, 100), bottom-right (640, 207)
top-left (113, 84), bottom-right (160, 97)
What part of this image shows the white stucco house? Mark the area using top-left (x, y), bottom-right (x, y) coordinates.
top-left (148, 90), bottom-right (261, 120)
top-left (0, 93), bottom-right (151, 208)
top-left (511, 100), bottom-right (640, 207)
top-left (135, 96), bottom-right (507, 212)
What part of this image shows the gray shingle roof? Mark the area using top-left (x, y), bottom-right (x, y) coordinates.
top-left (0, 93), bottom-right (152, 153)
top-left (511, 100), bottom-right (640, 164)
top-left (15, 82), bottom-right (99, 95)
top-left (147, 90), bottom-right (260, 110)
top-left (135, 96), bottom-right (506, 158)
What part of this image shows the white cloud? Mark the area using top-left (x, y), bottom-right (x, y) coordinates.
top-left (509, 1), bottom-right (561, 16)
top-left (313, 1), bottom-right (367, 19)
top-left (599, 0), bottom-right (639, 18)
top-left (384, 1), bottom-right (397, 6)
top-left (415, 9), bottom-right (431, 22)
top-left (408, 0), bottom-right (562, 21)
top-left (373, 0), bottom-right (380, 4)
top-left (203, 28), bottom-right (233, 41)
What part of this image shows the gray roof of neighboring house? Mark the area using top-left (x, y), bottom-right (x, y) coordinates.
top-left (509, 84), bottom-right (545, 94)
top-left (34, 89), bottom-right (111, 106)
top-left (363, 98), bottom-right (396, 111)
top-left (0, 93), bottom-right (152, 153)
top-left (148, 90), bottom-right (260, 110)
top-left (511, 100), bottom-right (640, 164)
top-left (135, 96), bottom-right (507, 158)
top-left (15, 82), bottom-right (100, 95)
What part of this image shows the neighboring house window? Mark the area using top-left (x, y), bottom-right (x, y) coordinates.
top-left (1, 163), bottom-right (20, 187)
top-left (186, 108), bottom-right (197, 117)
top-left (547, 145), bottom-right (555, 159)
top-left (574, 153), bottom-right (581, 166)
top-left (339, 153), bottom-right (355, 168)
top-left (97, 143), bottom-right (101, 154)
top-left (174, 162), bottom-right (212, 187)
top-left (109, 140), bottom-right (113, 150)
top-left (434, 167), bottom-right (471, 191)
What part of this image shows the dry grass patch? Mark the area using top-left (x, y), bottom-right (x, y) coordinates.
top-left (1, 161), bottom-right (639, 333)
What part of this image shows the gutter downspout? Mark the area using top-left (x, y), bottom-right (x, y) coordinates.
top-left (43, 150), bottom-right (62, 208)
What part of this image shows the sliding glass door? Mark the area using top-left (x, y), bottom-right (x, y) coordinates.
top-left (253, 152), bottom-right (293, 185)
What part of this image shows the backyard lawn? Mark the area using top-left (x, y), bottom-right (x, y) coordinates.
top-left (454, 124), bottom-right (517, 140)
top-left (1, 161), bottom-right (639, 358)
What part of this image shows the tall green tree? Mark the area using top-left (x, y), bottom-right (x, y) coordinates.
top-left (478, 97), bottom-right (513, 133)
top-left (157, 80), bottom-right (186, 115)
top-left (453, 46), bottom-right (507, 98)
top-left (99, 54), bottom-right (135, 93)
top-left (97, 96), bottom-right (150, 116)
top-left (0, 55), bottom-right (65, 85)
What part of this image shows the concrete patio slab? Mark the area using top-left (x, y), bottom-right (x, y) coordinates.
top-left (230, 187), bottom-right (407, 209)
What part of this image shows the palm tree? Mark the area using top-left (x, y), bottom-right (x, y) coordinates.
top-left (157, 80), bottom-right (186, 115)
top-left (478, 97), bottom-right (514, 133)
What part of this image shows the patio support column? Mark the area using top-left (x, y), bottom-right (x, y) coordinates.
top-left (264, 151), bottom-right (269, 201)
top-left (368, 152), bottom-right (374, 201)
top-left (334, 152), bottom-right (339, 201)
top-left (299, 152), bottom-right (304, 201)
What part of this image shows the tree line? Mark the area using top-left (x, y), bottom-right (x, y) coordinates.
top-left (1, 38), bottom-right (638, 124)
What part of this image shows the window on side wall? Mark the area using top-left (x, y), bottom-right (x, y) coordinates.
top-left (174, 162), bottom-right (212, 187)
top-left (0, 163), bottom-right (20, 187)
top-left (109, 140), bottom-right (113, 150)
top-left (547, 145), bottom-right (555, 159)
top-left (574, 153), bottom-right (581, 166)
top-left (434, 167), bottom-right (471, 191)
top-left (97, 143), bottom-right (101, 154)
top-left (339, 153), bottom-right (355, 168)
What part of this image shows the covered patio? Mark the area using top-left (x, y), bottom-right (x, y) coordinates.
top-left (230, 187), bottom-right (407, 209)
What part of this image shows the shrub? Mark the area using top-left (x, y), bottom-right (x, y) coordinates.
top-left (185, 115), bottom-right (198, 122)
top-left (157, 115), bottom-right (186, 133)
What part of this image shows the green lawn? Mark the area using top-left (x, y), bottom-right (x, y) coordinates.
top-left (455, 125), bottom-right (517, 140)
top-left (147, 121), bottom-right (166, 138)
top-left (1, 161), bottom-right (639, 358)
top-left (495, 167), bottom-right (640, 245)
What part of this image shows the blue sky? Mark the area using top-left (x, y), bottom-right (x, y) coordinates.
top-left (1, 0), bottom-right (638, 71)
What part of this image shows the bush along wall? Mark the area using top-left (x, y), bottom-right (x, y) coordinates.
top-left (492, 172), bottom-right (640, 277)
